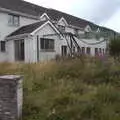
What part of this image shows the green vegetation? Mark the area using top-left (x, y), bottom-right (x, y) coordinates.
top-left (109, 37), bottom-right (120, 61)
top-left (0, 57), bottom-right (120, 120)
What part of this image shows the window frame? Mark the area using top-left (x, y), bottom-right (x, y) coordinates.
top-left (8, 14), bottom-right (20, 26)
top-left (40, 38), bottom-right (55, 52)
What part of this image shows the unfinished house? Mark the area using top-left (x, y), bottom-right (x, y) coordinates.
top-left (0, 0), bottom-right (118, 62)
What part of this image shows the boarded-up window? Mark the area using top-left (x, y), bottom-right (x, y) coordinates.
top-left (86, 47), bottom-right (91, 54)
top-left (40, 38), bottom-right (54, 51)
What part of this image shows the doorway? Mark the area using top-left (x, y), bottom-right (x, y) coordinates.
top-left (14, 39), bottom-right (24, 61)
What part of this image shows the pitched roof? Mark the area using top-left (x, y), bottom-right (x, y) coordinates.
top-left (0, 0), bottom-right (117, 33)
top-left (0, 0), bottom-right (46, 16)
top-left (7, 20), bottom-right (47, 37)
top-left (0, 0), bottom-right (96, 28)
top-left (45, 9), bottom-right (94, 28)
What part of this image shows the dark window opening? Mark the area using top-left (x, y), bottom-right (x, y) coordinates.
top-left (99, 48), bottom-right (102, 53)
top-left (40, 38), bottom-right (55, 51)
top-left (0, 41), bottom-right (6, 52)
top-left (75, 29), bottom-right (79, 35)
top-left (95, 48), bottom-right (98, 55)
top-left (14, 40), bottom-right (24, 61)
top-left (58, 25), bottom-right (65, 33)
top-left (86, 47), bottom-right (91, 55)
top-left (77, 47), bottom-right (81, 53)
top-left (103, 49), bottom-right (105, 54)
top-left (82, 47), bottom-right (85, 54)
top-left (61, 46), bottom-right (67, 56)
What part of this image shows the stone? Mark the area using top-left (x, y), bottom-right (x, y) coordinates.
top-left (0, 75), bottom-right (23, 120)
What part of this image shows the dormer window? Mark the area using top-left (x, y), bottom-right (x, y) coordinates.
top-left (96, 28), bottom-right (100, 33)
top-left (85, 31), bottom-right (90, 38)
top-left (58, 25), bottom-right (65, 33)
top-left (75, 29), bottom-right (79, 35)
top-left (40, 13), bottom-right (50, 21)
top-left (85, 25), bottom-right (91, 32)
top-left (8, 14), bottom-right (20, 26)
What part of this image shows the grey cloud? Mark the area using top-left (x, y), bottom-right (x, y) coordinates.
top-left (72, 0), bottom-right (120, 24)
top-left (25, 0), bottom-right (120, 31)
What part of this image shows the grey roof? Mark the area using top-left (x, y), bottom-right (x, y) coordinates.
top-left (0, 0), bottom-right (46, 16)
top-left (1, 0), bottom-right (117, 33)
top-left (0, 0), bottom-right (96, 28)
top-left (7, 20), bottom-right (47, 37)
top-left (45, 9), bottom-right (93, 28)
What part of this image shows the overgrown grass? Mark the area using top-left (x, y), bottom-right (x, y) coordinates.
top-left (0, 57), bottom-right (120, 120)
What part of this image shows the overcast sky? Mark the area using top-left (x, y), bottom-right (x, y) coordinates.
top-left (25, 0), bottom-right (120, 32)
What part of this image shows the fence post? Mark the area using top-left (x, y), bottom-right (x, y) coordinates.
top-left (0, 75), bottom-right (23, 120)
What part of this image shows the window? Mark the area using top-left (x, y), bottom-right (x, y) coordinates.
top-left (0, 41), bottom-right (6, 52)
top-left (75, 29), bottom-right (79, 35)
top-left (40, 38), bottom-right (55, 51)
top-left (58, 25), bottom-right (65, 32)
top-left (86, 47), bottom-right (91, 55)
top-left (99, 48), bottom-right (102, 53)
top-left (77, 47), bottom-right (81, 53)
top-left (85, 32), bottom-right (90, 38)
top-left (61, 46), bottom-right (67, 56)
top-left (103, 49), bottom-right (105, 54)
top-left (8, 14), bottom-right (20, 26)
top-left (81, 47), bottom-right (85, 54)
top-left (95, 48), bottom-right (98, 55)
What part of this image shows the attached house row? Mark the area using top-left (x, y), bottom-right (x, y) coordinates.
top-left (0, 0), bottom-right (117, 63)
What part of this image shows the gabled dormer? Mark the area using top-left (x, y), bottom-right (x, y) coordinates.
top-left (84, 25), bottom-right (93, 39)
top-left (58, 17), bottom-right (68, 26)
top-left (96, 28), bottom-right (100, 33)
top-left (57, 17), bottom-right (68, 33)
top-left (84, 25), bottom-right (92, 32)
top-left (40, 13), bottom-right (50, 21)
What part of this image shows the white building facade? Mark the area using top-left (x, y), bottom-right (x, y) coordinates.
top-left (0, 0), bottom-right (114, 63)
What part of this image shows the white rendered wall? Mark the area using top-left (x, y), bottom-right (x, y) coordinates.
top-left (25, 23), bottom-right (66, 63)
top-left (0, 11), bottom-right (38, 62)
top-left (76, 38), bottom-right (107, 56)
top-left (6, 40), bottom-right (15, 62)
top-left (0, 12), bottom-right (38, 41)
top-left (35, 23), bottom-right (62, 62)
